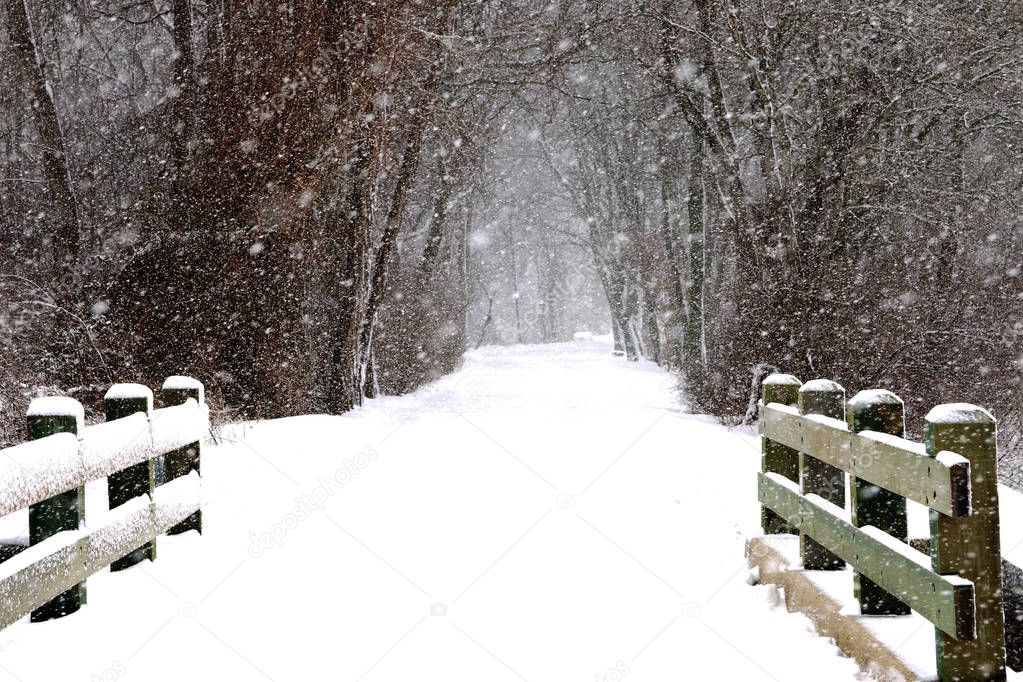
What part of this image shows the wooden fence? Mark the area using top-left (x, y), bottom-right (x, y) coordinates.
top-left (0, 376), bottom-right (207, 628)
top-left (758, 374), bottom-right (1006, 682)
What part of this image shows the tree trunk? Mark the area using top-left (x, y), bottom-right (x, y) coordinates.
top-left (623, 280), bottom-right (642, 361)
top-left (641, 286), bottom-right (661, 365)
top-left (5, 0), bottom-right (81, 288)
top-left (505, 217), bottom-right (524, 344)
top-left (660, 159), bottom-right (687, 368)
top-left (327, 132), bottom-right (374, 413)
top-left (419, 163), bottom-right (455, 279)
top-left (167, 0), bottom-right (194, 222)
top-left (358, 120), bottom-right (427, 396)
top-left (682, 136), bottom-right (706, 376)
top-left (610, 274), bottom-right (640, 362)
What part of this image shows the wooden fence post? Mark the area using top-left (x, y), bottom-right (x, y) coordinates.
top-left (105, 384), bottom-right (156, 570)
top-left (926, 404), bottom-right (1006, 681)
top-left (798, 379), bottom-right (846, 570)
top-left (162, 376), bottom-right (204, 535)
top-left (761, 374), bottom-right (802, 534)
top-left (26, 397), bottom-right (86, 621)
top-left (848, 390), bottom-right (910, 615)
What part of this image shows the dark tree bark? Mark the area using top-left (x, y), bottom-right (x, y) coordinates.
top-left (5, 0), bottom-right (81, 286)
top-left (358, 111), bottom-right (430, 397)
top-left (419, 163), bottom-right (456, 280)
top-left (327, 131), bottom-right (375, 413)
top-left (682, 135), bottom-right (705, 376)
top-left (167, 0), bottom-right (195, 222)
top-left (659, 159), bottom-right (687, 368)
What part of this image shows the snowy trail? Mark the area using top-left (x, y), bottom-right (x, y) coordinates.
top-left (0, 338), bottom-right (867, 681)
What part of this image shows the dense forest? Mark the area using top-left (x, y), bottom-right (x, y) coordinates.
top-left (3, 1), bottom-right (1023, 480)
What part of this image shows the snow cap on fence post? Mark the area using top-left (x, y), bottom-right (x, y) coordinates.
top-left (797, 379), bottom-right (846, 570)
top-left (762, 373), bottom-right (801, 395)
top-left (925, 403), bottom-right (1005, 681)
top-left (760, 374), bottom-right (802, 534)
top-left (105, 383), bottom-right (157, 571)
top-left (26, 396), bottom-right (86, 622)
top-left (162, 376), bottom-right (204, 535)
top-left (103, 383), bottom-right (153, 419)
top-left (162, 375), bottom-right (204, 407)
top-left (847, 389), bottom-right (910, 616)
top-left (26, 396), bottom-right (84, 439)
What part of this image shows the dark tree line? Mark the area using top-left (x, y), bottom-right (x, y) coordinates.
top-left (1, 1), bottom-right (577, 435)
top-left (4, 0), bottom-right (1023, 485)
top-left (528, 1), bottom-right (1023, 476)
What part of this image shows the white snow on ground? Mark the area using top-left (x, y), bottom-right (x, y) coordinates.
top-left (0, 337), bottom-right (871, 681)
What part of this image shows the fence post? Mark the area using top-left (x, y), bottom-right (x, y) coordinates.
top-left (798, 379), bottom-right (846, 570)
top-left (761, 374), bottom-right (802, 534)
top-left (105, 384), bottom-right (156, 570)
top-left (26, 397), bottom-right (86, 621)
top-left (848, 390), bottom-right (910, 615)
top-left (926, 404), bottom-right (1006, 681)
top-left (162, 376), bottom-right (204, 535)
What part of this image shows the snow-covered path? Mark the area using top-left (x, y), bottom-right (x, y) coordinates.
top-left (0, 338), bottom-right (867, 681)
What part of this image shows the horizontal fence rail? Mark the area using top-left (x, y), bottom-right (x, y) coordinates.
top-left (758, 472), bottom-right (974, 639)
top-left (0, 376), bottom-right (207, 628)
top-left (759, 403), bottom-right (972, 518)
top-left (0, 401), bottom-right (206, 518)
top-left (0, 475), bottom-right (198, 630)
top-left (757, 374), bottom-right (1006, 682)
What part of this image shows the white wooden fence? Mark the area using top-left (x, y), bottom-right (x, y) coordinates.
top-left (0, 376), bottom-right (207, 627)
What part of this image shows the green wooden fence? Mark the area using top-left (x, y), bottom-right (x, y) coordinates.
top-left (0, 376), bottom-right (207, 627)
top-left (758, 374), bottom-right (1006, 682)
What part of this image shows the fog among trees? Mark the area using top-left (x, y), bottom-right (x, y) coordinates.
top-left (3, 1), bottom-right (1023, 480)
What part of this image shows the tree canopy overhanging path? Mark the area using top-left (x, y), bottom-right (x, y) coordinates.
top-left (0, 338), bottom-right (868, 681)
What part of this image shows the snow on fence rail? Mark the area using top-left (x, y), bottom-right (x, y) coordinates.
top-left (757, 374), bottom-right (1005, 682)
top-left (0, 376), bottom-right (207, 628)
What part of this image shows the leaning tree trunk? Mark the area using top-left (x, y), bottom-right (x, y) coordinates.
top-left (358, 118), bottom-right (428, 397)
top-left (5, 0), bottom-right (81, 289)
